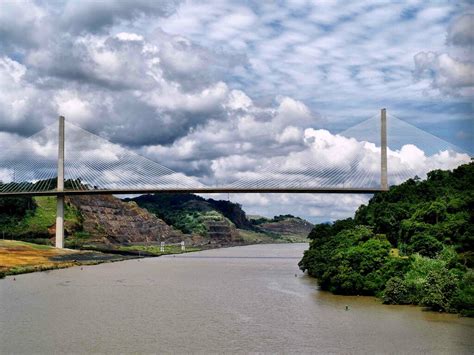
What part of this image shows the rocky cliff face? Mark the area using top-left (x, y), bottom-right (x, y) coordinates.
top-left (66, 195), bottom-right (243, 247)
top-left (203, 219), bottom-right (242, 246)
top-left (66, 195), bottom-right (179, 244)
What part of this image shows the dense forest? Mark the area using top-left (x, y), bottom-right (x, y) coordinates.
top-left (299, 162), bottom-right (473, 316)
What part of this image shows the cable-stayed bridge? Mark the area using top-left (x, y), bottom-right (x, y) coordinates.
top-left (0, 109), bottom-right (469, 247)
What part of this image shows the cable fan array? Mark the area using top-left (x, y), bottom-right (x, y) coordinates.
top-left (0, 121), bottom-right (204, 194)
top-left (340, 113), bottom-right (470, 185)
top-left (0, 113), bottom-right (470, 195)
top-left (0, 124), bottom-right (58, 194)
top-left (63, 122), bottom-right (204, 191)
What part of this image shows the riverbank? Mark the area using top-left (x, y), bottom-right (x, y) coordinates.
top-left (0, 240), bottom-right (212, 278)
top-left (0, 240), bottom-right (138, 278)
top-left (0, 236), bottom-right (306, 278)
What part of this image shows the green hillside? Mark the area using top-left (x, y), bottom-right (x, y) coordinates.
top-left (299, 162), bottom-right (474, 316)
top-left (0, 196), bottom-right (81, 243)
top-left (126, 194), bottom-right (237, 236)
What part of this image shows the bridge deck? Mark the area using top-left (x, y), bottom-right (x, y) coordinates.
top-left (0, 187), bottom-right (388, 197)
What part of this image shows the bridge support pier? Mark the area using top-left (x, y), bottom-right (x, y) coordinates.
top-left (55, 116), bottom-right (65, 248)
top-left (55, 196), bottom-right (64, 248)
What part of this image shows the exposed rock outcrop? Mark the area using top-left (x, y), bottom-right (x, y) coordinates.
top-left (204, 219), bottom-right (242, 246)
top-left (66, 195), bottom-right (179, 244)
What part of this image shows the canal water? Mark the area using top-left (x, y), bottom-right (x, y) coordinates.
top-left (1, 244), bottom-right (472, 354)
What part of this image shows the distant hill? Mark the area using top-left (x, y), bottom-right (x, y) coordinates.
top-left (129, 194), bottom-right (311, 243)
top-left (250, 214), bottom-right (312, 241)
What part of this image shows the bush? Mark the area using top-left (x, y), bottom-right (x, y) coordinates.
top-left (450, 270), bottom-right (474, 316)
top-left (383, 277), bottom-right (410, 304)
top-left (421, 268), bottom-right (459, 312)
top-left (402, 254), bottom-right (446, 304)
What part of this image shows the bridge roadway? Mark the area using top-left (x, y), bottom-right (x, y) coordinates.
top-left (0, 187), bottom-right (388, 197)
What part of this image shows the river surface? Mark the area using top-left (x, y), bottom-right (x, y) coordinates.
top-left (1, 243), bottom-right (473, 354)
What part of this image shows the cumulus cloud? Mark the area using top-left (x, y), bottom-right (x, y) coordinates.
top-left (414, 13), bottom-right (474, 98)
top-left (414, 52), bottom-right (474, 97)
top-left (0, 57), bottom-right (47, 134)
top-left (0, 0), bottom-right (48, 52)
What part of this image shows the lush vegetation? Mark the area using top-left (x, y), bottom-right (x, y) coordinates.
top-left (0, 196), bottom-right (82, 244)
top-left (0, 196), bottom-right (35, 227)
top-left (299, 162), bottom-right (474, 316)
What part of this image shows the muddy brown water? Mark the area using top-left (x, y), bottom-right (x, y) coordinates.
top-left (1, 244), bottom-right (473, 354)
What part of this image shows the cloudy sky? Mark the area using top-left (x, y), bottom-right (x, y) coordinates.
top-left (0, 0), bottom-right (472, 222)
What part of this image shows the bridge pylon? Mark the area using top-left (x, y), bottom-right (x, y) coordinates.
top-left (55, 116), bottom-right (65, 248)
top-left (381, 108), bottom-right (388, 191)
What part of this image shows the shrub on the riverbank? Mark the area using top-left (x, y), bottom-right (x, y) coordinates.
top-left (451, 271), bottom-right (474, 317)
top-left (300, 162), bottom-right (474, 316)
top-left (383, 277), bottom-right (410, 304)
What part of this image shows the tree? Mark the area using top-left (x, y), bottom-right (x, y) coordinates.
top-left (408, 233), bottom-right (443, 258)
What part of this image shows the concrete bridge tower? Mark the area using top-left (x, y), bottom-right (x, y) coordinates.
top-left (55, 116), bottom-right (65, 248)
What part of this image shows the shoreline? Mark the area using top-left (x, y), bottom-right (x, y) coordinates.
top-left (1, 239), bottom-right (304, 278)
top-left (0, 240), bottom-right (140, 278)
top-left (0, 240), bottom-right (202, 278)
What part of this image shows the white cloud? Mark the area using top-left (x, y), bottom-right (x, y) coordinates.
top-left (0, 57), bottom-right (46, 134)
top-left (54, 91), bottom-right (94, 124)
top-left (414, 52), bottom-right (474, 97)
top-left (225, 90), bottom-right (253, 111)
top-left (276, 126), bottom-right (303, 144)
top-left (140, 81), bottom-right (229, 113)
top-left (115, 32), bottom-right (144, 42)
top-left (413, 12), bottom-right (474, 98)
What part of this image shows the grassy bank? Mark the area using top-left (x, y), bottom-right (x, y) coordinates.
top-left (0, 240), bottom-right (133, 278)
top-left (118, 244), bottom-right (201, 255)
top-left (0, 240), bottom-right (203, 278)
top-left (238, 229), bottom-right (308, 244)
